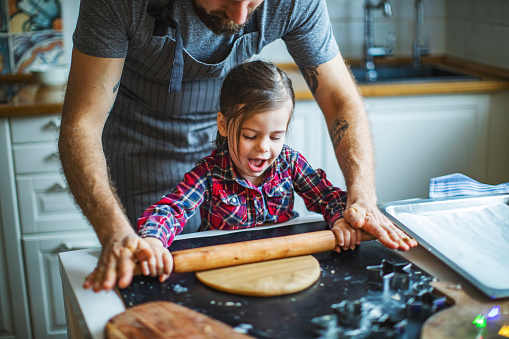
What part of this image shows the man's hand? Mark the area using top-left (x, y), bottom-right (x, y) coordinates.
top-left (304, 55), bottom-right (416, 251)
top-left (343, 202), bottom-right (417, 251)
top-left (83, 234), bottom-right (151, 292)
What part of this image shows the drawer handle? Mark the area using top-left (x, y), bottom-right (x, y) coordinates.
top-left (50, 182), bottom-right (68, 191)
top-left (58, 242), bottom-right (97, 252)
top-left (47, 119), bottom-right (61, 130)
top-left (49, 151), bottom-right (60, 160)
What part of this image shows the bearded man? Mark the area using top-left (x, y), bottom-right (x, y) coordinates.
top-left (59, 0), bottom-right (416, 292)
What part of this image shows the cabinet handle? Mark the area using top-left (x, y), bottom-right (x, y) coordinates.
top-left (58, 242), bottom-right (98, 252)
top-left (50, 151), bottom-right (60, 160)
top-left (47, 118), bottom-right (61, 130)
top-left (50, 182), bottom-right (68, 191)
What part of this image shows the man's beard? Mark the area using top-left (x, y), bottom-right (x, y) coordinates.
top-left (191, 0), bottom-right (255, 35)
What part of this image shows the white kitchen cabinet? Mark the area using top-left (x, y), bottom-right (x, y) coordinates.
top-left (16, 174), bottom-right (90, 234)
top-left (486, 91), bottom-right (509, 185)
top-left (23, 233), bottom-right (99, 339)
top-left (0, 114), bottom-right (98, 339)
top-left (365, 94), bottom-right (490, 202)
top-left (287, 93), bottom-right (492, 216)
top-left (0, 117), bottom-right (32, 339)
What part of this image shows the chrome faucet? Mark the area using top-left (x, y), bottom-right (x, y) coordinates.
top-left (413, 0), bottom-right (430, 67)
top-left (364, 0), bottom-right (395, 81)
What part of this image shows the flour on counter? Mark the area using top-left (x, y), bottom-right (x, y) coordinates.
top-left (172, 284), bottom-right (188, 294)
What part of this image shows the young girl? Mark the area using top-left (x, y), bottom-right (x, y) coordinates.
top-left (136, 60), bottom-right (362, 281)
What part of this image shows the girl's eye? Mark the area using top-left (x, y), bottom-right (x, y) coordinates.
top-left (271, 134), bottom-right (285, 140)
top-left (243, 134), bottom-right (256, 140)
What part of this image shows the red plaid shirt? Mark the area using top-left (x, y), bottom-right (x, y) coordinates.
top-left (137, 144), bottom-right (347, 247)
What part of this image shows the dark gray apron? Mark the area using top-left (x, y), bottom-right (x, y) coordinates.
top-left (102, 2), bottom-right (260, 233)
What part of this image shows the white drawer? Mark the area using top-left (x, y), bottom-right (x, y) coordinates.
top-left (12, 143), bottom-right (60, 174)
top-left (10, 114), bottom-right (61, 144)
top-left (23, 232), bottom-right (100, 339)
top-left (16, 174), bottom-right (91, 234)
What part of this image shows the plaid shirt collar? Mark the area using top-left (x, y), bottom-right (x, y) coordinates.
top-left (210, 142), bottom-right (290, 187)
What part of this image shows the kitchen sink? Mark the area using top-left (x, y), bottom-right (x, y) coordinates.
top-left (350, 64), bottom-right (481, 83)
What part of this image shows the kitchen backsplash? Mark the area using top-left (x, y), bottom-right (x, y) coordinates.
top-left (260, 0), bottom-right (509, 72)
top-left (0, 0), bottom-right (65, 74)
top-left (446, 0), bottom-right (509, 71)
top-left (259, 0), bottom-right (447, 63)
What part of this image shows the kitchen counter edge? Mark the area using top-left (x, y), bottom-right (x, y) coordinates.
top-left (2, 55), bottom-right (509, 117)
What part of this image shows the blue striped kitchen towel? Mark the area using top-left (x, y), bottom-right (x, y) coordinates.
top-left (429, 173), bottom-right (509, 198)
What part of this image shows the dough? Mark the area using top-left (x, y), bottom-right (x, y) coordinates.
top-left (195, 255), bottom-right (321, 297)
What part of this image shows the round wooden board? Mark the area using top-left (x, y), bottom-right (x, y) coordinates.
top-left (105, 301), bottom-right (253, 339)
top-left (195, 255), bottom-right (321, 297)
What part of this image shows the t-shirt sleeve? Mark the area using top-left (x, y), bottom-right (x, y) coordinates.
top-left (282, 0), bottom-right (339, 68)
top-left (72, 0), bottom-right (131, 58)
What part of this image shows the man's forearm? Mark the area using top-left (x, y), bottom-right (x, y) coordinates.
top-left (58, 119), bottom-right (134, 245)
top-left (301, 54), bottom-right (377, 205)
top-left (59, 50), bottom-right (132, 245)
top-left (300, 54), bottom-right (416, 248)
top-left (330, 99), bottom-right (377, 205)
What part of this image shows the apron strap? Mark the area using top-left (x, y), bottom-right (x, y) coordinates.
top-left (244, 8), bottom-right (259, 34)
top-left (148, 2), bottom-right (184, 93)
top-left (147, 3), bottom-right (259, 93)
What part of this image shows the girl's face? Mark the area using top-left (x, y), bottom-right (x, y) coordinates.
top-left (218, 99), bottom-right (293, 186)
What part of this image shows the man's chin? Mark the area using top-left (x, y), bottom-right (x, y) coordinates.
top-left (209, 23), bottom-right (245, 36)
top-left (191, 0), bottom-right (253, 36)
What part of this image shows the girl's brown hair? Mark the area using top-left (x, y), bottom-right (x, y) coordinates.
top-left (216, 60), bottom-right (295, 149)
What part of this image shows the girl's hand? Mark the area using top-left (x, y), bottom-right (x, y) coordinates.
top-left (331, 218), bottom-right (362, 252)
top-left (136, 237), bottom-right (174, 282)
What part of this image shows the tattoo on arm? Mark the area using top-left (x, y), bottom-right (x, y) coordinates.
top-left (113, 80), bottom-right (120, 94)
top-left (299, 66), bottom-right (319, 95)
top-left (330, 119), bottom-right (349, 150)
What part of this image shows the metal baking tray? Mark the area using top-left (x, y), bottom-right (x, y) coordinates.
top-left (380, 194), bottom-right (509, 299)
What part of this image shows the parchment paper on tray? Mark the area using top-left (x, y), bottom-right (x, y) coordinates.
top-left (381, 195), bottom-right (509, 299)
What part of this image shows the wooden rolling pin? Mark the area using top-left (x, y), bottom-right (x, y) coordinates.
top-left (160, 230), bottom-right (374, 273)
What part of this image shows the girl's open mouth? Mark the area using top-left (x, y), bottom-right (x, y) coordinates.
top-left (248, 158), bottom-right (267, 172)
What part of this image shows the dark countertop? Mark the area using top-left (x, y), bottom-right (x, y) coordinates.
top-left (118, 221), bottom-right (446, 338)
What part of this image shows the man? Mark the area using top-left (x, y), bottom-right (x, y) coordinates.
top-left (59, 0), bottom-right (416, 292)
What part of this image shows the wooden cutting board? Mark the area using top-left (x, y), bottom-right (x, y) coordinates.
top-left (105, 301), bottom-right (253, 339)
top-left (422, 281), bottom-right (509, 338)
top-left (195, 255), bottom-right (321, 296)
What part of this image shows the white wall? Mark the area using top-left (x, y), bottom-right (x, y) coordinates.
top-left (446, 0), bottom-right (509, 70)
top-left (327, 0), bottom-right (446, 59)
top-left (61, 0), bottom-right (81, 64)
top-left (259, 0), bottom-right (447, 63)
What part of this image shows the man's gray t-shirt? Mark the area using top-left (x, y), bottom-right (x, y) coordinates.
top-left (72, 0), bottom-right (339, 231)
top-left (74, 0), bottom-right (337, 67)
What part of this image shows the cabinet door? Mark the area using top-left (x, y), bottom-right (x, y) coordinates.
top-left (287, 101), bottom-right (346, 217)
top-left (16, 174), bottom-right (91, 234)
top-left (0, 211), bottom-right (16, 339)
top-left (290, 94), bottom-right (490, 209)
top-left (0, 118), bottom-right (32, 339)
top-left (365, 94), bottom-right (490, 203)
top-left (23, 232), bottom-right (100, 339)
